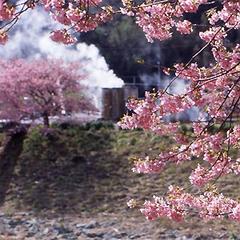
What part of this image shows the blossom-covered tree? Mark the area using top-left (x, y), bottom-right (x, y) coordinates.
top-left (1, 0), bottom-right (240, 221)
top-left (0, 58), bottom-right (96, 127)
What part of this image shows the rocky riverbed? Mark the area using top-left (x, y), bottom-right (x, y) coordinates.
top-left (0, 211), bottom-right (239, 240)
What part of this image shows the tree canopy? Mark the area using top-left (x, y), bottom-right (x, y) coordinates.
top-left (0, 58), bottom-right (96, 127)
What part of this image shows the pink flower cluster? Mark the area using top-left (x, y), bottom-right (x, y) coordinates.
top-left (175, 20), bottom-right (193, 34)
top-left (50, 29), bottom-right (77, 44)
top-left (138, 186), bottom-right (240, 222)
top-left (140, 195), bottom-right (186, 221)
top-left (127, 199), bottom-right (136, 208)
top-left (208, 1), bottom-right (240, 29)
top-left (199, 27), bottom-right (227, 47)
top-left (42, 0), bottom-right (114, 42)
top-left (0, 29), bottom-right (8, 45)
top-left (231, 158), bottom-right (240, 175)
top-left (132, 156), bottom-right (165, 174)
top-left (178, 0), bottom-right (208, 13)
top-left (189, 164), bottom-right (214, 186)
top-left (136, 4), bottom-right (175, 42)
top-left (212, 44), bottom-right (240, 70)
top-left (0, 1), bottom-right (15, 21)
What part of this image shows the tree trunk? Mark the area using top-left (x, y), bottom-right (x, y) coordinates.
top-left (43, 115), bottom-right (50, 128)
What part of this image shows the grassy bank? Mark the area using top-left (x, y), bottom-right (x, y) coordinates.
top-left (0, 120), bottom-right (240, 237)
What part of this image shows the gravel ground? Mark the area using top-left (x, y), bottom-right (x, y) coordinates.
top-left (0, 211), bottom-right (239, 240)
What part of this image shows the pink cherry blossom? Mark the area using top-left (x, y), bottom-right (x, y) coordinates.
top-left (135, 4), bottom-right (175, 42)
top-left (178, 0), bottom-right (208, 13)
top-left (175, 20), bottom-right (193, 34)
top-left (50, 29), bottom-right (77, 44)
top-left (127, 199), bottom-right (136, 208)
top-left (0, 29), bottom-right (8, 45)
top-left (0, 1), bottom-right (15, 21)
top-left (189, 164), bottom-right (214, 186)
top-left (132, 156), bottom-right (165, 174)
